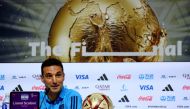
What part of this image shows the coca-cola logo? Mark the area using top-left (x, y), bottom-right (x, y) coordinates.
top-left (117, 74), bottom-right (131, 80)
top-left (32, 85), bottom-right (45, 91)
top-left (138, 96), bottom-right (153, 101)
top-left (0, 95), bottom-right (3, 101)
top-left (183, 85), bottom-right (190, 90)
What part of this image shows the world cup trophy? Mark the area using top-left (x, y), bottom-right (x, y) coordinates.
top-left (48, 0), bottom-right (167, 62)
top-left (82, 93), bottom-right (113, 109)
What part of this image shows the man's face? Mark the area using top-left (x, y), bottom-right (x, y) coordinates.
top-left (41, 65), bottom-right (64, 94)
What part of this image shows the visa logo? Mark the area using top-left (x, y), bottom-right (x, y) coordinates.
top-left (76, 75), bottom-right (89, 79)
top-left (140, 85), bottom-right (153, 90)
top-left (0, 85), bottom-right (4, 90)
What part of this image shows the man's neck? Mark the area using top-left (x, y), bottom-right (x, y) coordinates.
top-left (48, 91), bottom-right (61, 102)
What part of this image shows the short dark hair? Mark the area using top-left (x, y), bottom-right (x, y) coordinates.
top-left (41, 58), bottom-right (63, 75)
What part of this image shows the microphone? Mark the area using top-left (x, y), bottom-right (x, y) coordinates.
top-left (39, 87), bottom-right (50, 109)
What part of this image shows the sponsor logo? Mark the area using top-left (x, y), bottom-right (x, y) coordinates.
top-left (160, 75), bottom-right (176, 79)
top-left (74, 86), bottom-right (89, 90)
top-left (118, 95), bottom-right (129, 102)
top-left (32, 85), bottom-right (45, 91)
top-left (183, 96), bottom-right (190, 101)
top-left (12, 84), bottom-right (23, 91)
top-left (168, 75), bottom-right (176, 78)
top-left (117, 74), bottom-right (131, 80)
top-left (18, 76), bottom-right (26, 79)
top-left (161, 75), bottom-right (167, 79)
top-left (138, 96), bottom-right (153, 101)
top-left (12, 75), bottom-right (18, 79)
top-left (81, 86), bottom-right (89, 89)
top-left (97, 74), bottom-right (108, 81)
top-left (160, 96), bottom-right (175, 101)
top-left (120, 84), bottom-right (128, 91)
top-left (182, 85), bottom-right (190, 90)
top-left (0, 85), bottom-right (4, 91)
top-left (177, 105), bottom-right (190, 108)
top-left (162, 84), bottom-right (174, 91)
top-left (139, 74), bottom-right (154, 80)
top-left (148, 105), bottom-right (167, 108)
top-left (12, 75), bottom-right (26, 79)
top-left (75, 86), bottom-right (80, 90)
top-left (21, 94), bottom-right (29, 100)
top-left (125, 105), bottom-right (138, 108)
top-left (83, 103), bottom-right (88, 107)
top-left (0, 75), bottom-right (5, 80)
top-left (95, 84), bottom-right (110, 91)
top-left (32, 74), bottom-right (41, 80)
top-left (140, 85), bottom-right (153, 90)
top-left (76, 75), bottom-right (89, 80)
top-left (183, 74), bottom-right (190, 80)
top-left (0, 95), bottom-right (4, 101)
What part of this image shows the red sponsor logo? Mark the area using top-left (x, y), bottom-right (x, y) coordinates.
top-left (138, 96), bottom-right (153, 101)
top-left (32, 85), bottom-right (45, 91)
top-left (0, 95), bottom-right (4, 101)
top-left (183, 85), bottom-right (190, 90)
top-left (117, 74), bottom-right (131, 80)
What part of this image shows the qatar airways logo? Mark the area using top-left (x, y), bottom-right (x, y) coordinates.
top-left (95, 84), bottom-right (110, 91)
top-left (32, 74), bottom-right (41, 80)
top-left (29, 41), bottom-right (183, 57)
top-left (32, 85), bottom-right (45, 91)
top-left (138, 96), bottom-right (153, 101)
top-left (182, 85), bottom-right (190, 90)
top-left (117, 74), bottom-right (131, 80)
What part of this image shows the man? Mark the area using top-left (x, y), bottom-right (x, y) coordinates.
top-left (40, 58), bottom-right (82, 109)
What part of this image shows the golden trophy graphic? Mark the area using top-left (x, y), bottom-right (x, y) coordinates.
top-left (48, 0), bottom-right (167, 62)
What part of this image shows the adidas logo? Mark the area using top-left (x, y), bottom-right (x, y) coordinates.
top-left (12, 84), bottom-right (23, 91)
top-left (83, 103), bottom-right (88, 107)
top-left (118, 95), bottom-right (129, 102)
top-left (97, 74), bottom-right (108, 81)
top-left (162, 84), bottom-right (174, 91)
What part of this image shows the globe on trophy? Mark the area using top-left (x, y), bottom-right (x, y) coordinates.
top-left (49, 0), bottom-right (167, 62)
